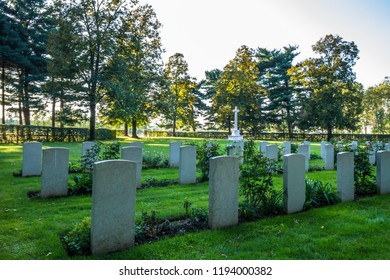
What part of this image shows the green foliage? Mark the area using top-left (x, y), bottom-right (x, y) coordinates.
top-left (197, 141), bottom-right (223, 181)
top-left (305, 179), bottom-right (341, 209)
top-left (291, 143), bottom-right (298, 153)
top-left (69, 174), bottom-right (92, 195)
top-left (141, 177), bottom-right (177, 188)
top-left (255, 46), bottom-right (300, 137)
top-left (354, 145), bottom-right (376, 196)
top-left (142, 151), bottom-right (169, 169)
top-left (60, 217), bottom-right (91, 256)
top-left (100, 141), bottom-right (120, 160)
top-left (79, 144), bottom-right (100, 172)
top-left (212, 46), bottom-right (264, 134)
top-left (79, 141), bottom-right (120, 172)
top-left (239, 142), bottom-right (283, 218)
top-left (158, 53), bottom-right (197, 135)
top-left (289, 34), bottom-right (362, 141)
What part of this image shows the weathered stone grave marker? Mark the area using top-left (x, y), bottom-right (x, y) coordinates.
top-left (259, 141), bottom-right (268, 155)
top-left (377, 151), bottom-right (390, 195)
top-left (298, 144), bottom-right (309, 172)
top-left (265, 144), bottom-right (278, 161)
top-left (283, 141), bottom-right (291, 155)
top-left (208, 156), bottom-right (240, 229)
top-left (179, 145), bottom-right (197, 184)
top-left (324, 144), bottom-right (334, 170)
top-left (303, 141), bottom-right (311, 159)
top-left (169, 142), bottom-right (181, 167)
top-left (82, 141), bottom-right (96, 156)
top-left (283, 154), bottom-right (306, 214)
top-left (22, 142), bottom-right (42, 177)
top-left (337, 152), bottom-right (354, 201)
top-left (91, 160), bottom-right (136, 255)
top-left (320, 141), bottom-right (327, 159)
top-left (41, 148), bottom-right (69, 198)
top-left (121, 146), bottom-right (142, 188)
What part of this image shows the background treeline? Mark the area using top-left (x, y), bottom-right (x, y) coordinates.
top-left (1, 0), bottom-right (389, 141)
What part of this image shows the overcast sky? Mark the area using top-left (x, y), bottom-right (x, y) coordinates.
top-left (139, 0), bottom-right (390, 88)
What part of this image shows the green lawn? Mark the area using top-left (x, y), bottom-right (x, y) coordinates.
top-left (1, 137), bottom-right (389, 260)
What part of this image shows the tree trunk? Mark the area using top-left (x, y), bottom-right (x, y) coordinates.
top-left (124, 123), bottom-right (128, 136)
top-left (327, 124), bottom-right (333, 142)
top-left (1, 62), bottom-right (5, 124)
top-left (131, 116), bottom-right (138, 138)
top-left (60, 97), bottom-right (64, 128)
top-left (89, 94), bottom-right (96, 141)
top-left (172, 115), bottom-right (176, 137)
top-left (286, 107), bottom-right (293, 140)
top-left (51, 95), bottom-right (56, 128)
top-left (18, 93), bottom-right (23, 125)
top-left (22, 81), bottom-right (30, 126)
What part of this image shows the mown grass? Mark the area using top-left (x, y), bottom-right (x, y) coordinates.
top-left (1, 137), bottom-right (389, 260)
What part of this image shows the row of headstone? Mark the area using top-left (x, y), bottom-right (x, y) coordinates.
top-left (88, 148), bottom-right (390, 255)
top-left (261, 141), bottom-right (291, 160)
top-left (21, 142), bottom-right (69, 198)
top-left (90, 155), bottom-right (239, 254)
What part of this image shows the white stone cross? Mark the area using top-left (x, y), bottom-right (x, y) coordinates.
top-left (233, 106), bottom-right (239, 131)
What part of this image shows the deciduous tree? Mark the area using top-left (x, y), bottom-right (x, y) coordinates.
top-left (289, 34), bottom-right (363, 140)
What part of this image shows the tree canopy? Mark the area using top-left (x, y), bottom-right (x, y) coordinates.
top-left (0, 0), bottom-right (387, 138)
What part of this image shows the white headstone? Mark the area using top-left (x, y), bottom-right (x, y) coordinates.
top-left (283, 141), bottom-right (291, 155)
top-left (368, 150), bottom-right (376, 165)
top-left (208, 156), bottom-right (240, 229)
top-left (298, 144), bottom-right (309, 172)
top-left (283, 154), bottom-right (306, 214)
top-left (91, 160), bottom-right (136, 255)
top-left (228, 141), bottom-right (244, 163)
top-left (179, 146), bottom-right (197, 184)
top-left (385, 143), bottom-right (390, 151)
top-left (324, 144), bottom-right (334, 170)
top-left (121, 146), bottom-right (143, 188)
top-left (320, 141), bottom-right (327, 159)
top-left (129, 142), bottom-right (143, 149)
top-left (376, 151), bottom-right (390, 195)
top-left (22, 142), bottom-right (42, 176)
top-left (337, 152), bottom-right (354, 201)
top-left (351, 141), bottom-right (358, 151)
top-left (265, 144), bottom-right (278, 161)
top-left (303, 141), bottom-right (311, 159)
top-left (41, 148), bottom-right (69, 198)
top-left (259, 141), bottom-right (268, 155)
top-left (169, 142), bottom-right (181, 167)
top-left (82, 141), bottom-right (95, 156)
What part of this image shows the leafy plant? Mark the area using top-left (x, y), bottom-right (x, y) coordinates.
top-left (79, 144), bottom-right (100, 172)
top-left (354, 145), bottom-right (376, 196)
top-left (141, 177), bottom-right (177, 188)
top-left (305, 179), bottom-right (340, 209)
top-left (197, 141), bottom-right (223, 181)
top-left (100, 141), bottom-right (120, 160)
top-left (142, 151), bottom-right (169, 169)
top-left (239, 144), bottom-right (283, 218)
top-left (60, 217), bottom-right (91, 256)
top-left (69, 173), bottom-right (93, 195)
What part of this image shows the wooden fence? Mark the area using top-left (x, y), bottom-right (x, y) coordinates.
top-left (0, 125), bottom-right (116, 143)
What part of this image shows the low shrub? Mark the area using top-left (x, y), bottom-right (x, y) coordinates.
top-left (142, 151), bottom-right (169, 169)
top-left (69, 173), bottom-right (92, 195)
top-left (197, 141), bottom-right (223, 181)
top-left (305, 179), bottom-right (340, 209)
top-left (141, 177), bottom-right (177, 188)
top-left (60, 217), bottom-right (91, 256)
top-left (239, 142), bottom-right (283, 219)
top-left (354, 145), bottom-right (376, 197)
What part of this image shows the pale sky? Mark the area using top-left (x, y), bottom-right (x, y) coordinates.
top-left (139, 0), bottom-right (390, 89)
